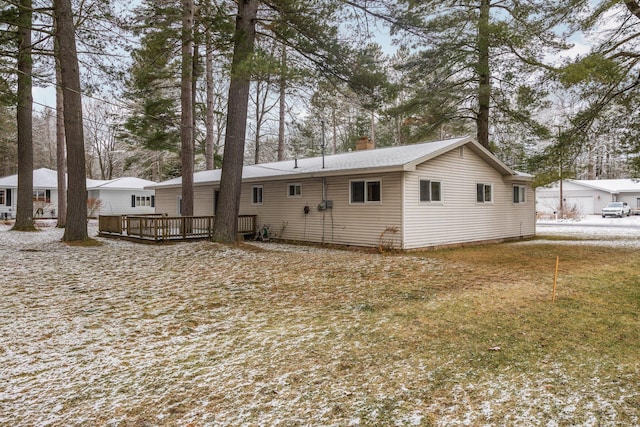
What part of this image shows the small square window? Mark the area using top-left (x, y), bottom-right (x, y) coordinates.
top-left (420, 180), bottom-right (442, 202)
top-left (288, 183), bottom-right (302, 198)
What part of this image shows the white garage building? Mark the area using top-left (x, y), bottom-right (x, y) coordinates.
top-left (536, 179), bottom-right (640, 215)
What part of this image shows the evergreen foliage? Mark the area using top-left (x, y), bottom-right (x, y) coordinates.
top-left (388, 0), bottom-right (568, 150)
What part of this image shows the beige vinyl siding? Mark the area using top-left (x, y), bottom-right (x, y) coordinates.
top-left (154, 185), bottom-right (215, 216)
top-left (193, 186), bottom-right (215, 216)
top-left (239, 172), bottom-right (403, 247)
top-left (403, 148), bottom-right (535, 249)
top-left (154, 187), bottom-right (181, 215)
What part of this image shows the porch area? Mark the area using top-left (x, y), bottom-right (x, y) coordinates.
top-left (98, 214), bottom-right (257, 242)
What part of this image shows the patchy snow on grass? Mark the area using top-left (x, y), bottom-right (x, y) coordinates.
top-left (535, 214), bottom-right (640, 247)
top-left (0, 220), bottom-right (638, 425)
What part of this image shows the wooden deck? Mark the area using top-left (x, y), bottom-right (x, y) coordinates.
top-left (98, 214), bottom-right (257, 242)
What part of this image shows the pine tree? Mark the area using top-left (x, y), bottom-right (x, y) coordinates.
top-left (55, 0), bottom-right (89, 242)
top-left (213, 0), bottom-right (259, 242)
top-left (180, 0), bottom-right (194, 216)
top-left (554, 1), bottom-right (640, 173)
top-left (389, 0), bottom-right (567, 149)
top-left (13, 0), bottom-right (34, 231)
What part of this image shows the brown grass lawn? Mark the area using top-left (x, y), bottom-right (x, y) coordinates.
top-left (1, 226), bottom-right (639, 426)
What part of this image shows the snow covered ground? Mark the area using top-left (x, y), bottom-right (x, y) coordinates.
top-left (0, 219), bottom-right (638, 426)
top-left (535, 214), bottom-right (640, 247)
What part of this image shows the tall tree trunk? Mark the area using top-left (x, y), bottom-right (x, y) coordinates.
top-left (205, 28), bottom-right (215, 170)
top-left (370, 110), bottom-right (375, 147)
top-left (332, 109), bottom-right (337, 154)
top-left (192, 32), bottom-right (198, 152)
top-left (277, 44), bottom-right (286, 161)
top-left (180, 0), bottom-right (194, 216)
top-left (213, 0), bottom-right (259, 242)
top-left (55, 63), bottom-right (67, 228)
top-left (14, 0), bottom-right (34, 231)
top-left (55, 0), bottom-right (88, 241)
top-left (254, 84), bottom-right (260, 164)
top-left (476, 0), bottom-right (491, 149)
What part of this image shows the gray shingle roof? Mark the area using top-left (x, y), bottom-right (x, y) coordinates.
top-left (148, 136), bottom-right (520, 189)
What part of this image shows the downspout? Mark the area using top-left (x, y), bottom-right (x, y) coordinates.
top-left (401, 171), bottom-right (405, 250)
top-left (322, 177), bottom-right (326, 246)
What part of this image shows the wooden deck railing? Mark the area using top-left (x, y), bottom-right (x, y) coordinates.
top-left (98, 214), bottom-right (257, 242)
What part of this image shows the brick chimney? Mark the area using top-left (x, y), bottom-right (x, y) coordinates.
top-left (355, 136), bottom-right (374, 151)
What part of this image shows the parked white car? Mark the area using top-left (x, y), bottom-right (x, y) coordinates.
top-left (601, 202), bottom-right (631, 218)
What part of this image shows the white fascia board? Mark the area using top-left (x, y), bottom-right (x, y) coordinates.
top-left (240, 166), bottom-right (406, 183)
top-left (402, 135), bottom-right (474, 171)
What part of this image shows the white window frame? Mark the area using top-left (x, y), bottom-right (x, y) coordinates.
top-left (419, 179), bottom-right (442, 203)
top-left (252, 185), bottom-right (264, 205)
top-left (287, 183), bottom-right (302, 198)
top-left (350, 179), bottom-right (382, 204)
top-left (476, 183), bottom-right (493, 203)
top-left (513, 185), bottom-right (526, 204)
top-left (33, 190), bottom-right (47, 202)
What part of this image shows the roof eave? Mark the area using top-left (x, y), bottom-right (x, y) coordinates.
top-left (241, 165), bottom-right (406, 183)
top-left (504, 174), bottom-right (533, 183)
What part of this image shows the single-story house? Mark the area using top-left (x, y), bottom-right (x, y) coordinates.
top-left (0, 168), bottom-right (60, 219)
top-left (88, 177), bottom-right (157, 216)
top-left (0, 168), bottom-right (156, 219)
top-left (536, 179), bottom-right (640, 215)
top-left (147, 136), bottom-right (535, 250)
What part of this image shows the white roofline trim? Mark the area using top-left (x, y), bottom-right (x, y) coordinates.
top-left (147, 136), bottom-right (522, 189)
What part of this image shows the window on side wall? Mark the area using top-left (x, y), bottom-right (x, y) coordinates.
top-left (252, 185), bottom-right (263, 205)
top-left (0, 190), bottom-right (4, 205)
top-left (476, 183), bottom-right (492, 203)
top-left (133, 195), bottom-right (153, 207)
top-left (350, 179), bottom-right (381, 204)
top-left (419, 179), bottom-right (442, 202)
top-left (513, 185), bottom-right (526, 204)
top-left (33, 190), bottom-right (45, 202)
top-left (287, 183), bottom-right (302, 198)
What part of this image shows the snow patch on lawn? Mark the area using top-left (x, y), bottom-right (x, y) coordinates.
top-left (535, 214), bottom-right (640, 246)
top-left (0, 220), bottom-right (638, 425)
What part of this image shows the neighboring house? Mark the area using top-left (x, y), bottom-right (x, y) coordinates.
top-left (88, 177), bottom-right (156, 216)
top-left (148, 136), bottom-right (535, 250)
top-left (0, 168), bottom-right (156, 219)
top-left (536, 179), bottom-right (640, 215)
top-left (0, 168), bottom-right (60, 219)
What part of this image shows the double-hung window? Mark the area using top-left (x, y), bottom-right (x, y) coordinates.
top-left (419, 179), bottom-right (442, 202)
top-left (476, 183), bottom-right (492, 203)
top-left (33, 190), bottom-right (50, 203)
top-left (350, 179), bottom-right (381, 204)
top-left (252, 185), bottom-right (263, 205)
top-left (287, 183), bottom-right (302, 198)
top-left (513, 185), bottom-right (526, 204)
top-left (0, 190), bottom-right (4, 205)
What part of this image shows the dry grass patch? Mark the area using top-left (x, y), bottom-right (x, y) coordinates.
top-left (1, 231), bottom-right (639, 426)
